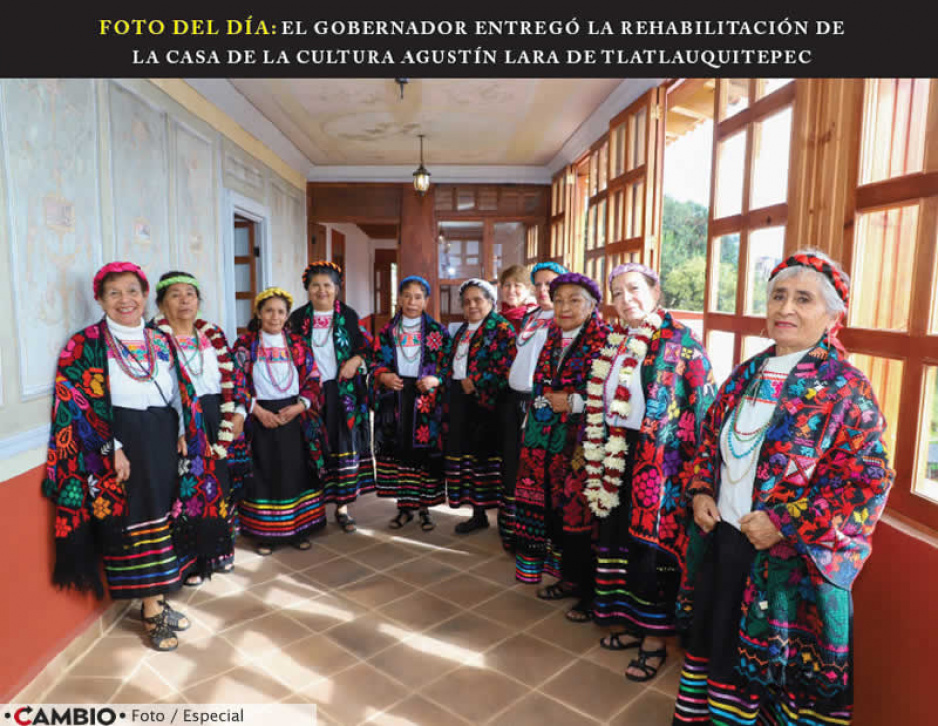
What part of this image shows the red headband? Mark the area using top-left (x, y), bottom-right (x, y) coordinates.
top-left (93, 262), bottom-right (149, 299)
top-left (303, 260), bottom-right (343, 287)
top-left (770, 253), bottom-right (849, 352)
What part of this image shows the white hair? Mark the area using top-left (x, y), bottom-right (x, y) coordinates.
top-left (459, 278), bottom-right (497, 304)
top-left (766, 248), bottom-right (849, 316)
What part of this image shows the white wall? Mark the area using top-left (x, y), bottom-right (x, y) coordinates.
top-left (323, 225), bottom-right (398, 320)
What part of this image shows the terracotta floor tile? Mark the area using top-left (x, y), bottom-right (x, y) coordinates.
top-left (205, 554), bottom-right (295, 592)
top-left (248, 572), bottom-right (326, 609)
top-left (484, 634), bottom-right (576, 687)
top-left (424, 572), bottom-right (503, 608)
top-left (526, 610), bottom-right (608, 655)
top-left (422, 666), bottom-right (527, 724)
top-left (183, 571), bottom-right (247, 606)
top-left (540, 659), bottom-right (644, 722)
top-left (424, 612), bottom-right (513, 653)
top-left (651, 652), bottom-right (686, 697)
top-left (366, 639), bottom-right (468, 690)
top-left (384, 556), bottom-right (459, 588)
top-left (182, 664), bottom-right (292, 703)
top-left (144, 633), bottom-right (248, 691)
top-left (488, 693), bottom-right (601, 726)
top-left (366, 694), bottom-right (471, 725)
top-left (299, 557), bottom-right (377, 590)
top-left (376, 591), bottom-right (462, 632)
top-left (467, 554), bottom-right (522, 587)
top-left (109, 662), bottom-right (179, 703)
top-left (608, 689), bottom-right (677, 726)
top-left (222, 612), bottom-right (312, 658)
top-left (471, 589), bottom-right (556, 630)
top-left (301, 663), bottom-right (409, 726)
top-left (41, 676), bottom-right (123, 704)
top-left (421, 542), bottom-right (490, 570)
top-left (338, 573), bottom-right (415, 609)
top-left (256, 633), bottom-right (359, 692)
top-left (183, 591), bottom-right (270, 633)
top-left (314, 526), bottom-right (387, 554)
top-left (270, 541), bottom-right (342, 571)
top-left (67, 632), bottom-right (148, 677)
top-left (323, 615), bottom-right (406, 660)
top-left (352, 542), bottom-right (426, 572)
top-left (278, 592), bottom-right (369, 634)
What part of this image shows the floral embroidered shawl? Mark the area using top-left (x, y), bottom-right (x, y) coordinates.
top-left (42, 319), bottom-right (228, 597)
top-left (371, 311), bottom-right (451, 451)
top-left (446, 310), bottom-right (516, 411)
top-left (676, 335), bottom-right (894, 708)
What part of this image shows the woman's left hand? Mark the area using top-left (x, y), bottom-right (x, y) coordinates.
top-left (544, 390), bottom-right (569, 413)
top-left (177, 436), bottom-right (188, 458)
top-left (417, 376), bottom-right (440, 393)
top-left (231, 413), bottom-right (245, 439)
top-left (276, 403), bottom-right (305, 426)
top-left (460, 378), bottom-right (476, 395)
top-left (339, 356), bottom-right (363, 380)
top-left (739, 511), bottom-right (784, 550)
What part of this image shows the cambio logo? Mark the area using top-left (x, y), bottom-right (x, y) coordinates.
top-left (9, 707), bottom-right (118, 725)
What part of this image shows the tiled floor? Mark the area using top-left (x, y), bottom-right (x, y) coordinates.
top-left (35, 495), bottom-right (682, 725)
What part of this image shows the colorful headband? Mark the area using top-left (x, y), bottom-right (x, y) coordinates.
top-left (156, 274), bottom-right (200, 293)
top-left (93, 261), bottom-right (149, 298)
top-left (608, 262), bottom-right (659, 290)
top-left (254, 286), bottom-right (294, 311)
top-left (458, 278), bottom-right (497, 302)
top-left (530, 261), bottom-right (568, 283)
top-left (550, 272), bottom-right (602, 303)
top-left (399, 275), bottom-right (431, 296)
top-left (769, 253), bottom-right (850, 307)
top-left (303, 260), bottom-right (343, 287)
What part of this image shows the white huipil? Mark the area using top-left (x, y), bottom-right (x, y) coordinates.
top-left (252, 331), bottom-right (311, 412)
top-left (174, 332), bottom-right (246, 418)
top-left (508, 308), bottom-right (554, 393)
top-left (395, 315), bottom-right (423, 378)
top-left (603, 327), bottom-right (648, 431)
top-left (718, 347), bottom-right (808, 530)
top-left (309, 309), bottom-right (338, 382)
top-left (105, 317), bottom-right (183, 450)
top-left (452, 321), bottom-right (482, 381)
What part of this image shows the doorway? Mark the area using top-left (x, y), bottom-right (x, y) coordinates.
top-left (233, 214), bottom-right (259, 335)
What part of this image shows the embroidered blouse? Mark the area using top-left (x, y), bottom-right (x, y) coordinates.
top-left (252, 331), bottom-right (311, 410)
top-left (452, 321), bottom-right (482, 381)
top-left (309, 310), bottom-right (338, 382)
top-left (603, 327), bottom-right (648, 430)
top-left (508, 308), bottom-right (554, 393)
top-left (395, 314), bottom-right (423, 378)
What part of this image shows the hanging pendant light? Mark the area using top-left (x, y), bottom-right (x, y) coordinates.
top-left (413, 134), bottom-right (431, 195)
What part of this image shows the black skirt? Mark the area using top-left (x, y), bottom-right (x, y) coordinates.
top-left (497, 389), bottom-right (532, 548)
top-left (103, 405), bottom-right (190, 599)
top-left (241, 397), bottom-right (325, 544)
top-left (320, 379), bottom-right (375, 504)
top-left (445, 383), bottom-right (503, 509)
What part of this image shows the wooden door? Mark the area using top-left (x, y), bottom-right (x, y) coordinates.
top-left (233, 215), bottom-right (257, 334)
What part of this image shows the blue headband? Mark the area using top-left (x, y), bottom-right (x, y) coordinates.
top-left (530, 261), bottom-right (568, 283)
top-left (399, 275), bottom-right (431, 296)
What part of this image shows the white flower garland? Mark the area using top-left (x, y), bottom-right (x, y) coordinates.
top-left (583, 312), bottom-right (662, 517)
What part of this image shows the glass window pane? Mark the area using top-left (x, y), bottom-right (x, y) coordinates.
top-left (719, 79), bottom-right (749, 121)
top-left (590, 151), bottom-right (599, 196)
top-left (234, 224), bottom-right (250, 256)
top-left (236, 299), bottom-right (252, 329)
top-left (629, 109), bottom-right (647, 171)
top-left (916, 366), bottom-right (938, 504)
top-left (861, 79), bottom-right (931, 184)
top-left (439, 221), bottom-right (484, 279)
top-left (755, 79), bottom-right (794, 100)
top-left (626, 181), bottom-right (645, 239)
top-left (597, 199), bottom-right (607, 249)
top-left (745, 226), bottom-right (786, 316)
top-left (457, 188), bottom-right (475, 211)
top-left (599, 142), bottom-right (609, 191)
top-left (743, 335), bottom-right (774, 361)
top-left (711, 234), bottom-right (740, 314)
top-left (714, 131), bottom-right (746, 219)
top-left (850, 353), bottom-right (903, 458)
top-left (235, 262), bottom-right (251, 292)
top-left (614, 124), bottom-right (626, 177)
top-left (750, 107), bottom-right (793, 210)
top-left (493, 222), bottom-right (526, 280)
top-left (851, 205), bottom-right (919, 330)
top-left (708, 330), bottom-right (737, 385)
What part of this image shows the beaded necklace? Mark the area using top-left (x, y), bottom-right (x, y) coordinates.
top-left (260, 331), bottom-right (295, 393)
top-left (722, 363), bottom-right (775, 485)
top-left (175, 332), bottom-right (205, 378)
top-left (396, 317), bottom-right (422, 364)
top-left (104, 324), bottom-right (158, 382)
top-left (454, 326), bottom-right (476, 361)
top-left (311, 313), bottom-right (333, 347)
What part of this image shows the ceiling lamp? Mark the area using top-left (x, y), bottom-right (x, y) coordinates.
top-left (413, 134), bottom-right (431, 195)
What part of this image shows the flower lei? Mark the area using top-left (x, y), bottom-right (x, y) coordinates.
top-left (154, 315), bottom-right (238, 460)
top-left (583, 310), bottom-right (663, 517)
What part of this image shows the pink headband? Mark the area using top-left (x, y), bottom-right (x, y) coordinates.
top-left (93, 262), bottom-right (149, 298)
top-left (608, 262), bottom-right (659, 289)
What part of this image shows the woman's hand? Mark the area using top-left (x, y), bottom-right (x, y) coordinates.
top-left (544, 390), bottom-right (569, 413)
top-left (177, 436), bottom-right (187, 458)
top-left (381, 372), bottom-right (405, 391)
top-left (339, 356), bottom-right (363, 381)
top-left (461, 378), bottom-right (476, 395)
top-left (739, 511), bottom-right (784, 550)
top-left (417, 376), bottom-right (440, 393)
top-left (114, 448), bottom-right (131, 483)
top-left (276, 403), bottom-right (305, 426)
top-left (231, 413), bottom-right (245, 439)
top-left (253, 404), bottom-right (281, 429)
top-left (693, 494), bottom-right (721, 533)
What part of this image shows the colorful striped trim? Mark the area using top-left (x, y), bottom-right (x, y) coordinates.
top-left (239, 488), bottom-right (326, 539)
top-left (102, 515), bottom-right (193, 599)
top-left (445, 454), bottom-right (502, 508)
top-left (375, 457), bottom-right (444, 509)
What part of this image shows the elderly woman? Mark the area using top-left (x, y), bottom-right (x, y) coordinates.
top-left (154, 270), bottom-right (252, 585)
top-left (234, 288), bottom-right (325, 555)
top-left (498, 263), bottom-right (537, 332)
top-left (580, 263), bottom-right (715, 679)
top-left (499, 261), bottom-right (568, 550)
top-left (513, 273), bottom-right (610, 614)
top-left (44, 262), bottom-right (229, 651)
top-left (372, 275), bottom-right (450, 531)
top-left (672, 250), bottom-right (894, 725)
top-left (445, 278), bottom-right (517, 533)
top-left (288, 261), bottom-right (374, 533)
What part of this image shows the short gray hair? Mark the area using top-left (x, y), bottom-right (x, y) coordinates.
top-left (459, 278), bottom-right (497, 304)
top-left (766, 248), bottom-right (849, 316)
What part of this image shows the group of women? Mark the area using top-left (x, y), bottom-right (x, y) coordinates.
top-left (44, 249), bottom-right (894, 726)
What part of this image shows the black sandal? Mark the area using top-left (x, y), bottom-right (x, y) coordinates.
top-left (389, 510), bottom-right (414, 529)
top-left (565, 599), bottom-right (594, 623)
top-left (157, 600), bottom-right (191, 631)
top-left (625, 645), bottom-right (667, 682)
top-left (292, 539), bottom-right (312, 551)
top-left (600, 631), bottom-right (642, 651)
top-left (140, 606), bottom-right (178, 652)
top-left (418, 510), bottom-right (435, 531)
top-left (183, 574), bottom-right (203, 587)
top-left (335, 512), bottom-right (357, 533)
top-left (256, 544), bottom-right (274, 556)
top-left (536, 582), bottom-right (581, 601)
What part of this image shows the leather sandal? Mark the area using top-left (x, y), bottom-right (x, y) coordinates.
top-left (292, 539), bottom-right (312, 551)
top-left (565, 599), bottom-right (594, 623)
top-left (418, 510), bottom-right (435, 531)
top-left (625, 645), bottom-right (667, 682)
top-left (389, 510), bottom-right (414, 529)
top-left (600, 631), bottom-right (642, 651)
top-left (336, 512), bottom-right (357, 533)
top-left (157, 600), bottom-right (191, 631)
top-left (140, 606), bottom-right (178, 652)
top-left (536, 581), bottom-right (581, 600)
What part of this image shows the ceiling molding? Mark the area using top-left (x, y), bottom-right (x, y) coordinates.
top-left (307, 165), bottom-right (552, 185)
top-left (183, 78), bottom-right (315, 177)
top-left (546, 78), bottom-right (664, 176)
